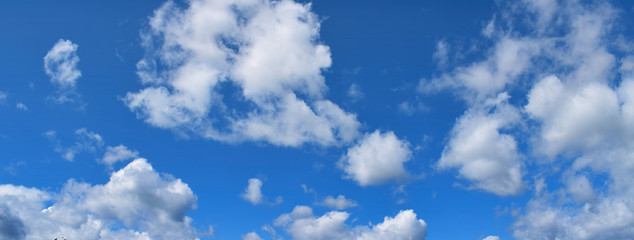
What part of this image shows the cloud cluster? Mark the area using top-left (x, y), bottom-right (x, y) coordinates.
top-left (45, 128), bottom-right (139, 168)
top-left (125, 0), bottom-right (360, 147)
top-left (512, 2), bottom-right (634, 239)
top-left (0, 159), bottom-right (200, 240)
top-left (428, 0), bottom-right (634, 238)
top-left (273, 206), bottom-right (426, 240)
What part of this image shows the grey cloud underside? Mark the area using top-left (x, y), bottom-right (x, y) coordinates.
top-left (0, 206), bottom-right (26, 240)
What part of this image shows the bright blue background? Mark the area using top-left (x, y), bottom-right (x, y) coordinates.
top-left (5, 0), bottom-right (632, 239)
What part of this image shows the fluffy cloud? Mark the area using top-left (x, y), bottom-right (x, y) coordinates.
top-left (338, 130), bottom-right (412, 186)
top-left (274, 206), bottom-right (426, 240)
top-left (525, 76), bottom-right (621, 157)
top-left (510, 1), bottom-right (634, 238)
top-left (0, 158), bottom-right (200, 240)
top-left (44, 39), bottom-right (81, 88)
top-left (125, 0), bottom-right (359, 147)
top-left (320, 195), bottom-right (358, 210)
top-left (101, 145), bottom-right (140, 167)
top-left (242, 178), bottom-right (264, 205)
top-left (43, 39), bottom-right (82, 104)
top-left (482, 236), bottom-right (500, 240)
top-left (438, 93), bottom-right (523, 196)
top-left (0, 91), bottom-right (6, 104)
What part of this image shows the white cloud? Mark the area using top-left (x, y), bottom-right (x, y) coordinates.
top-left (15, 102), bottom-right (28, 111)
top-left (438, 93), bottom-right (523, 196)
top-left (125, 0), bottom-right (360, 147)
top-left (101, 145), bottom-right (140, 167)
top-left (0, 91), bottom-right (6, 104)
top-left (482, 236), bottom-right (500, 240)
top-left (43, 39), bottom-right (82, 104)
top-left (320, 195), bottom-right (357, 210)
top-left (515, 68), bottom-right (634, 239)
top-left (339, 130), bottom-right (412, 186)
top-left (242, 178), bottom-right (264, 205)
top-left (0, 159), bottom-right (201, 240)
top-left (436, 0), bottom-right (634, 238)
top-left (274, 206), bottom-right (426, 240)
top-left (422, 36), bottom-right (541, 103)
top-left (44, 39), bottom-right (81, 88)
top-left (525, 76), bottom-right (621, 157)
top-left (242, 232), bottom-right (264, 240)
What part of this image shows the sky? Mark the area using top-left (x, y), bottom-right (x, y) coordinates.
top-left (1, 0), bottom-right (634, 239)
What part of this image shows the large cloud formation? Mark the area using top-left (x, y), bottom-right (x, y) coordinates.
top-left (125, 0), bottom-right (360, 147)
top-left (0, 159), bottom-right (200, 240)
top-left (427, 0), bottom-right (634, 238)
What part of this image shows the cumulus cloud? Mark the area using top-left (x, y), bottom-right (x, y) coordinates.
top-left (44, 39), bottom-right (81, 88)
top-left (525, 76), bottom-right (621, 157)
top-left (274, 206), bottom-right (427, 240)
top-left (0, 158), bottom-right (201, 239)
top-left (438, 93), bottom-right (523, 196)
top-left (242, 178), bottom-right (264, 205)
top-left (339, 130), bottom-right (412, 186)
top-left (482, 236), bottom-right (500, 240)
top-left (320, 195), bottom-right (358, 210)
top-left (43, 39), bottom-right (82, 103)
top-left (125, 0), bottom-right (360, 147)
top-left (510, 1), bottom-right (634, 238)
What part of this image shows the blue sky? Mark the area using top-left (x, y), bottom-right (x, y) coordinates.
top-left (1, 0), bottom-right (634, 239)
